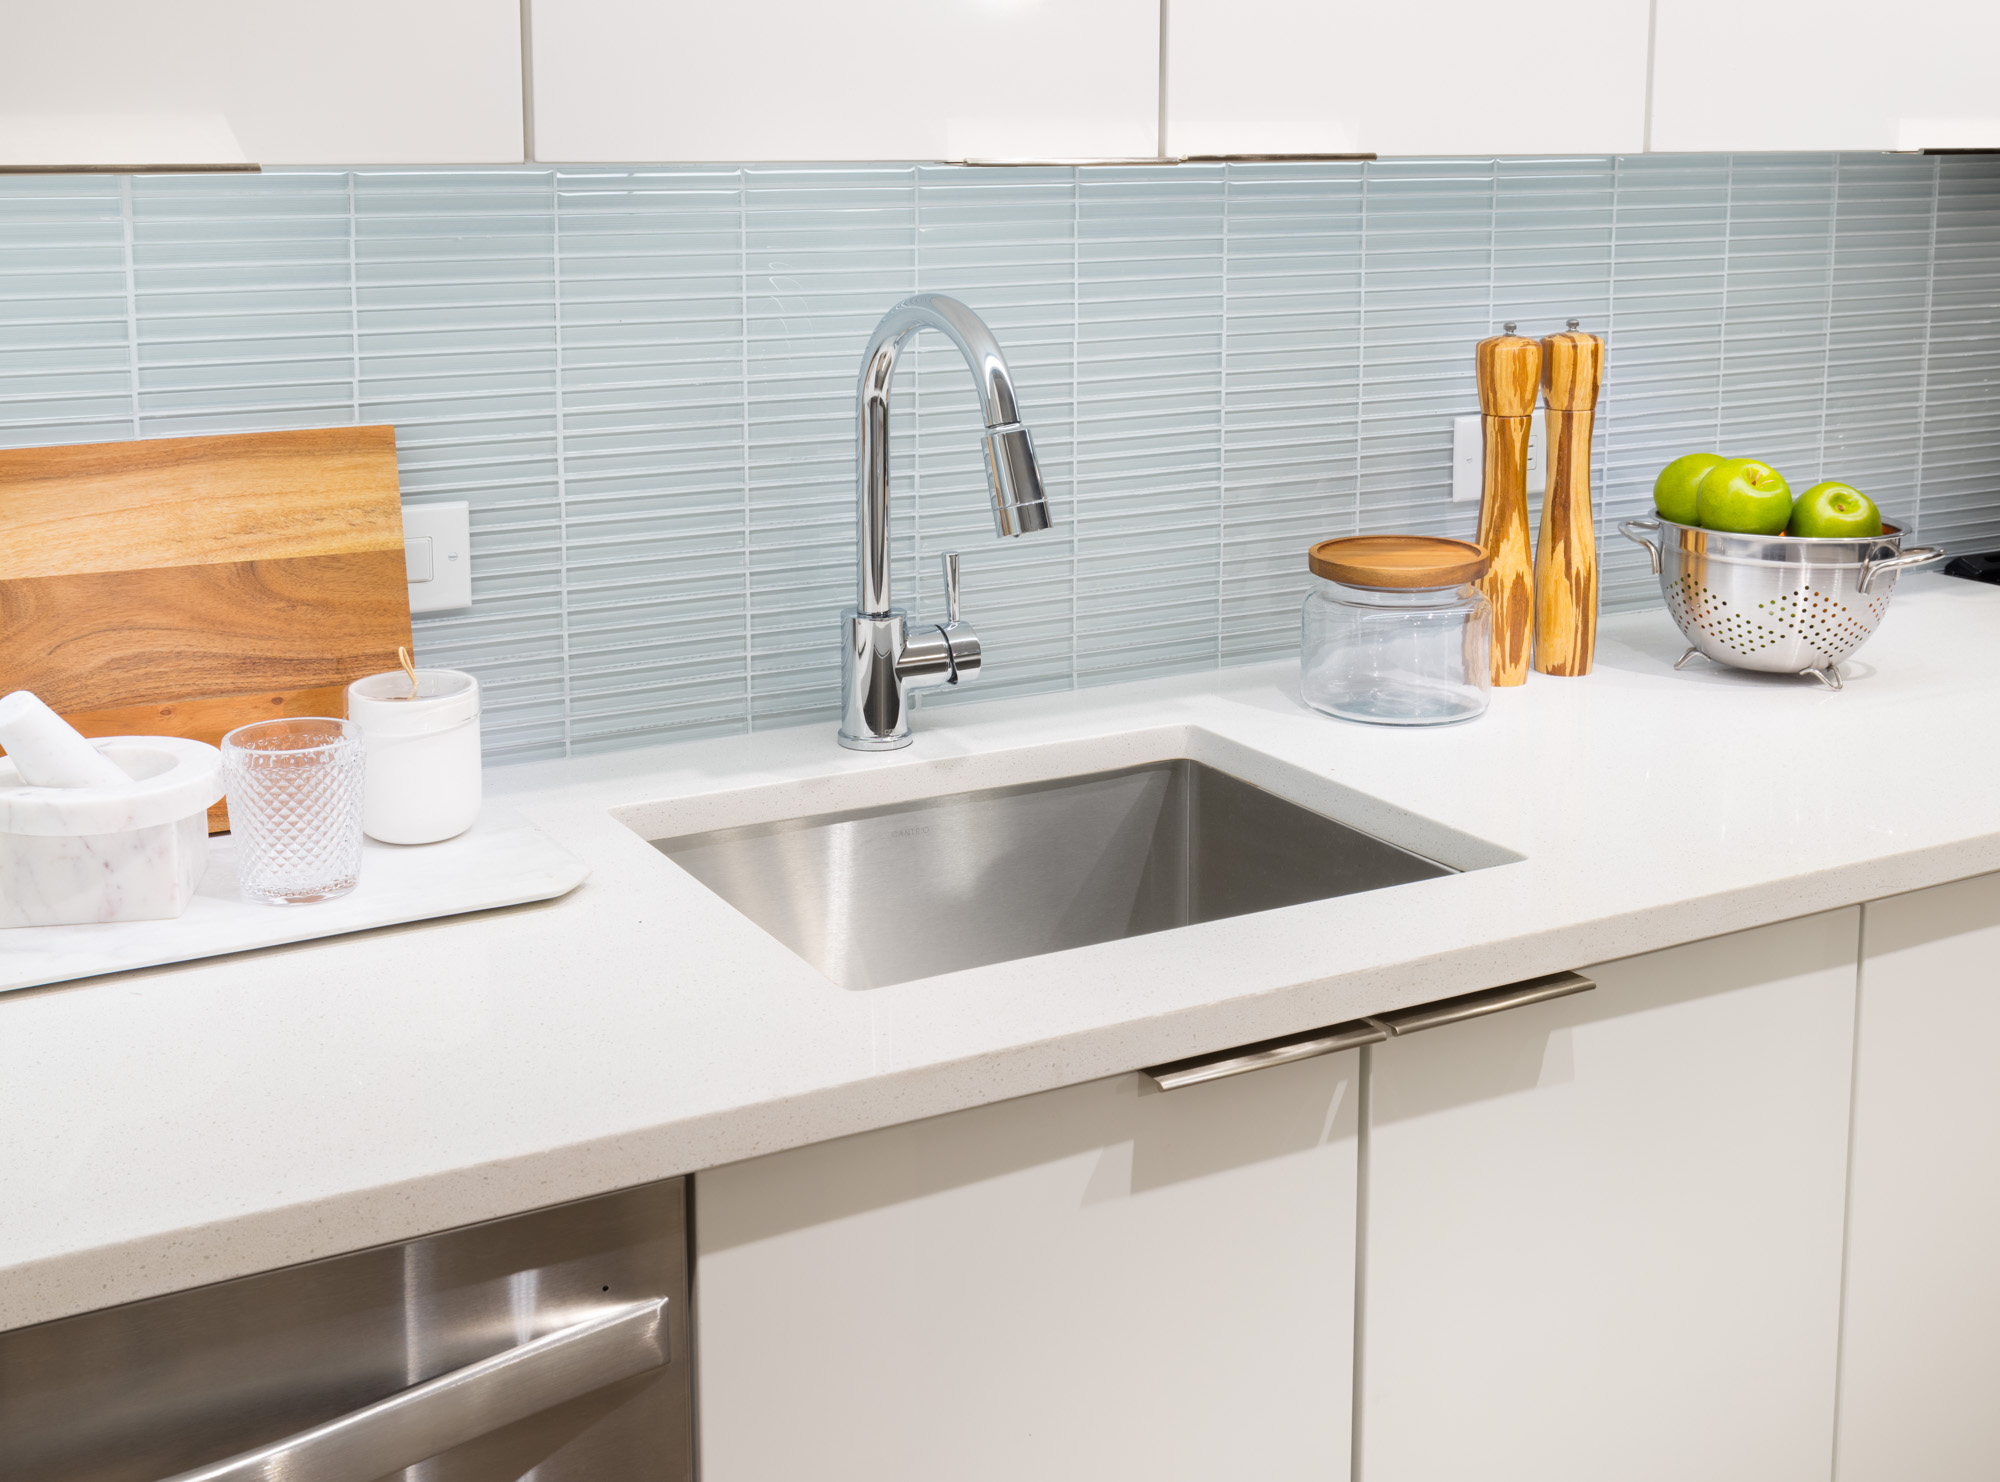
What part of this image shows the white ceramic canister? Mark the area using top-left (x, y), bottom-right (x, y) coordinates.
top-left (345, 669), bottom-right (481, 845)
top-left (0, 736), bottom-right (223, 927)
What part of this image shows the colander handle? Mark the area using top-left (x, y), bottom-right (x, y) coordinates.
top-left (1618, 517), bottom-right (1663, 575)
top-left (1860, 545), bottom-right (1946, 595)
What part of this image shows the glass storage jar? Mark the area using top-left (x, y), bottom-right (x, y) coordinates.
top-left (1301, 535), bottom-right (1492, 725)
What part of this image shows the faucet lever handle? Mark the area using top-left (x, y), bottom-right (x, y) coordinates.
top-left (941, 551), bottom-right (961, 625)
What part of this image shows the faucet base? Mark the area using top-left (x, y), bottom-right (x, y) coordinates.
top-left (837, 608), bottom-right (915, 750)
top-left (837, 603), bottom-right (979, 750)
top-left (835, 730), bottom-right (915, 752)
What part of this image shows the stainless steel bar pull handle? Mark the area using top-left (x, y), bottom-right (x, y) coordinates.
top-left (1144, 971), bottom-right (1595, 1091)
top-left (152, 1297), bottom-right (670, 1482)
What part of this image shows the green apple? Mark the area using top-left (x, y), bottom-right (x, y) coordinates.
top-left (1653, 452), bottom-right (1725, 525)
top-left (1790, 481), bottom-right (1882, 538)
top-left (1696, 457), bottom-right (1793, 535)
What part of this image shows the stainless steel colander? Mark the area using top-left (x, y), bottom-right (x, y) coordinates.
top-left (1619, 516), bottom-right (1944, 689)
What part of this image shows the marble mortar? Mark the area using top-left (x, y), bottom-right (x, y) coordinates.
top-left (0, 737), bottom-right (224, 928)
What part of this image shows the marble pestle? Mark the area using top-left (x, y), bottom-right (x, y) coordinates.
top-left (0, 691), bottom-right (129, 789)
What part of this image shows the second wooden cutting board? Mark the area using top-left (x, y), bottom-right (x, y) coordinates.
top-left (0, 425), bottom-right (414, 830)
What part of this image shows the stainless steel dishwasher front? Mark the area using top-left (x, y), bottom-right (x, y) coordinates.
top-left (0, 1177), bottom-right (692, 1482)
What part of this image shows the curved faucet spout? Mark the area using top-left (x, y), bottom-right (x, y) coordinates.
top-left (859, 293), bottom-right (1024, 429)
top-left (854, 294), bottom-right (1052, 617)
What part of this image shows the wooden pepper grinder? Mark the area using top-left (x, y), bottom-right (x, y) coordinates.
top-left (1475, 324), bottom-right (1541, 686)
top-left (1535, 319), bottom-right (1604, 676)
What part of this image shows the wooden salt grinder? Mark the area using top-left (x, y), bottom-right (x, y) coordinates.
top-left (1475, 325), bottom-right (1542, 686)
top-left (1535, 320), bottom-right (1605, 676)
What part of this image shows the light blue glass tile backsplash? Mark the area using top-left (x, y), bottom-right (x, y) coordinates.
top-left (3, 155), bottom-right (1997, 761)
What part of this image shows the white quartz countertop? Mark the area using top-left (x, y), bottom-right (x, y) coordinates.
top-left (6, 574), bottom-right (2000, 1331)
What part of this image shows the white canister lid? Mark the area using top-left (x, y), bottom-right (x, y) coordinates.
top-left (346, 669), bottom-right (481, 738)
top-left (0, 736), bottom-right (223, 836)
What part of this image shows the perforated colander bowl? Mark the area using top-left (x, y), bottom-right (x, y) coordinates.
top-left (1619, 516), bottom-right (1944, 689)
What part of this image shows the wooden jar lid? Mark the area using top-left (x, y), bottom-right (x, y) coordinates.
top-left (1308, 535), bottom-right (1490, 589)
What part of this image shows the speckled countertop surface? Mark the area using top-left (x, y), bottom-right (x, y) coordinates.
top-left (5, 574), bottom-right (1999, 1332)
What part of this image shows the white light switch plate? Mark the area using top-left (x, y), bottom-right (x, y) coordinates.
top-left (402, 500), bottom-right (471, 613)
top-left (1450, 411), bottom-right (1547, 503)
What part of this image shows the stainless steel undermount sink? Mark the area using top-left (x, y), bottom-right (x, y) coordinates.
top-left (650, 759), bottom-right (1462, 991)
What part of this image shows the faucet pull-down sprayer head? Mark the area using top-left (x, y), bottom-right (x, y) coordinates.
top-left (983, 423), bottom-right (1050, 539)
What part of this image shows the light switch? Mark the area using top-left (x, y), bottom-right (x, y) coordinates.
top-left (404, 535), bottom-right (435, 583)
top-left (401, 501), bottom-right (471, 613)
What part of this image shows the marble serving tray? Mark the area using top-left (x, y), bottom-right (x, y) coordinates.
top-left (1, 808), bottom-right (589, 994)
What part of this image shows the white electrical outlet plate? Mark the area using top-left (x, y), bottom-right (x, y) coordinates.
top-left (402, 500), bottom-right (472, 613)
top-left (1450, 410), bottom-right (1547, 504)
top-left (1451, 415), bottom-right (1482, 503)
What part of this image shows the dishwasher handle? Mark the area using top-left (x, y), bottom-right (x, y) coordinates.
top-left (1143, 971), bottom-right (1596, 1091)
top-left (153, 1297), bottom-right (670, 1482)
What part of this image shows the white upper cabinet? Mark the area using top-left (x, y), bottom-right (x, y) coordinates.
top-left (1164, 0), bottom-right (1652, 158)
top-left (1651, 0), bottom-right (2000, 152)
top-left (0, 0), bottom-right (524, 167)
top-left (531, 0), bottom-right (1161, 163)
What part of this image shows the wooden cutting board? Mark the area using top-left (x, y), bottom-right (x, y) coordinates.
top-left (0, 425), bottom-right (413, 830)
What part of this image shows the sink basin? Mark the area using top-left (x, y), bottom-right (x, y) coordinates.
top-left (651, 759), bottom-right (1456, 990)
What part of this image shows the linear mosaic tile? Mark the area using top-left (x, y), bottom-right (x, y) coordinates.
top-left (1, 155), bottom-right (1996, 762)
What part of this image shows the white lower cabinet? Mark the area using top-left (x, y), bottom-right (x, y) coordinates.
top-left (694, 1051), bottom-right (1358, 1481)
top-left (695, 907), bottom-right (1883, 1479)
top-left (1358, 910), bottom-right (1861, 1482)
top-left (1836, 872), bottom-right (2000, 1480)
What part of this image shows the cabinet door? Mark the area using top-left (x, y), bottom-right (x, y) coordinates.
top-left (696, 1053), bottom-right (1357, 1481)
top-left (1360, 910), bottom-right (1859, 1482)
top-left (0, 0), bottom-right (523, 167)
top-left (1836, 872), bottom-right (2000, 1479)
top-left (1164, 0), bottom-right (1651, 157)
top-left (1651, 0), bottom-right (2000, 151)
top-left (531, 0), bottom-right (1159, 163)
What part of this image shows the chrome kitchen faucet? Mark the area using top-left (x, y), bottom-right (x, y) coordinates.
top-left (838, 294), bottom-right (1052, 750)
